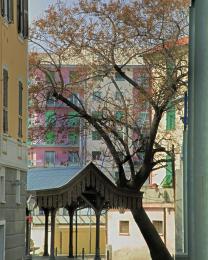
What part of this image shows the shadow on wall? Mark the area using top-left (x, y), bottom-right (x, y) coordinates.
top-left (113, 247), bottom-right (150, 260)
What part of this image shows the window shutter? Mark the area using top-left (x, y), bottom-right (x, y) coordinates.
top-left (68, 111), bottom-right (79, 127)
top-left (18, 81), bottom-right (23, 116)
top-left (45, 111), bottom-right (56, 126)
top-left (3, 69), bottom-right (8, 108)
top-left (1, 0), bottom-right (4, 16)
top-left (115, 111), bottom-right (124, 121)
top-left (166, 105), bottom-right (175, 130)
top-left (17, 0), bottom-right (21, 33)
top-left (45, 131), bottom-right (55, 144)
top-left (8, 0), bottom-right (13, 23)
top-left (23, 0), bottom-right (28, 38)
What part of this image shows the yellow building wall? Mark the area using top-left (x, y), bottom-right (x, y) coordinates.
top-left (0, 1), bottom-right (27, 142)
top-left (55, 225), bottom-right (106, 256)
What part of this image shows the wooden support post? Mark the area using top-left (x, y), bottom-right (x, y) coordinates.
top-left (94, 211), bottom-right (101, 260)
top-left (49, 208), bottom-right (56, 260)
top-left (43, 208), bottom-right (49, 256)
top-left (68, 208), bottom-right (74, 258)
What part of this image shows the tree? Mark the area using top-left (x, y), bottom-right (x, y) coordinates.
top-left (29, 0), bottom-right (189, 259)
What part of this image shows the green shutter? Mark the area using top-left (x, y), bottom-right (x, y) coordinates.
top-left (45, 131), bottom-right (55, 144)
top-left (68, 111), bottom-right (79, 127)
top-left (19, 81), bottom-right (23, 116)
top-left (69, 132), bottom-right (79, 145)
top-left (115, 111), bottom-right (124, 121)
top-left (166, 105), bottom-right (175, 130)
top-left (45, 111), bottom-right (56, 126)
top-left (46, 71), bottom-right (55, 83)
top-left (92, 111), bottom-right (102, 119)
top-left (93, 91), bottom-right (101, 100)
top-left (92, 131), bottom-right (101, 140)
top-left (161, 155), bottom-right (173, 188)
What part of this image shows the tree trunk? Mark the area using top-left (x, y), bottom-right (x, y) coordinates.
top-left (131, 207), bottom-right (173, 260)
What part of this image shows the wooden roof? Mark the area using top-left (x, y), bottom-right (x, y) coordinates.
top-left (27, 162), bottom-right (142, 210)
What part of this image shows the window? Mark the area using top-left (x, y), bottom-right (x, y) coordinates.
top-left (68, 111), bottom-right (80, 127)
top-left (68, 152), bottom-right (79, 165)
top-left (69, 93), bottom-right (80, 106)
top-left (3, 69), bottom-right (8, 134)
top-left (137, 74), bottom-right (149, 88)
top-left (115, 91), bottom-right (123, 101)
top-left (68, 132), bottom-right (79, 145)
top-left (166, 105), bottom-right (175, 130)
top-left (92, 111), bottom-right (103, 120)
top-left (137, 111), bottom-right (149, 126)
top-left (92, 91), bottom-right (102, 101)
top-left (16, 170), bottom-right (21, 204)
top-left (69, 71), bottom-right (78, 83)
top-left (115, 72), bottom-right (124, 81)
top-left (92, 151), bottom-right (101, 160)
top-left (17, 0), bottom-right (28, 38)
top-left (45, 131), bottom-right (56, 144)
top-left (92, 131), bottom-right (101, 140)
top-left (0, 167), bottom-right (5, 203)
top-left (17, 144), bottom-right (22, 159)
top-left (46, 97), bottom-right (56, 107)
top-left (119, 221), bottom-right (129, 235)
top-left (161, 155), bottom-right (173, 188)
top-left (115, 111), bottom-right (124, 121)
top-left (44, 151), bottom-right (55, 167)
top-left (1, 0), bottom-right (13, 22)
top-left (152, 220), bottom-right (163, 235)
top-left (45, 111), bottom-right (56, 127)
top-left (167, 58), bottom-right (175, 79)
top-left (46, 71), bottom-right (55, 84)
top-left (18, 81), bottom-right (23, 138)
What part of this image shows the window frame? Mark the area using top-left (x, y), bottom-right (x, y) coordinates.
top-left (3, 68), bottom-right (8, 134)
top-left (18, 81), bottom-right (23, 138)
top-left (152, 220), bottom-right (164, 235)
top-left (0, 167), bottom-right (6, 203)
top-left (44, 151), bottom-right (56, 167)
top-left (119, 220), bottom-right (130, 236)
top-left (16, 170), bottom-right (21, 204)
top-left (92, 151), bottom-right (101, 160)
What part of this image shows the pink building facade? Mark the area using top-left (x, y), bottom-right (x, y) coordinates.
top-left (28, 66), bottom-right (85, 168)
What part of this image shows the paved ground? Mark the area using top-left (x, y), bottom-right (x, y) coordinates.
top-left (32, 256), bottom-right (105, 259)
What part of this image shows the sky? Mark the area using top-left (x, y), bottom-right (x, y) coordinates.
top-left (29, 0), bottom-right (59, 23)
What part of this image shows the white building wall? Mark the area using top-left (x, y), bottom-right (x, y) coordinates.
top-left (107, 208), bottom-right (175, 260)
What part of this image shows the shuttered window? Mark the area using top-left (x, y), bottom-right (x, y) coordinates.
top-left (44, 151), bottom-right (55, 167)
top-left (45, 111), bottom-right (56, 127)
top-left (1, 0), bottom-right (13, 22)
top-left (45, 131), bottom-right (55, 144)
top-left (68, 152), bottom-right (79, 164)
top-left (161, 154), bottom-right (173, 188)
top-left (17, 0), bottom-right (28, 38)
top-left (166, 105), bottom-right (176, 130)
top-left (119, 221), bottom-right (129, 235)
top-left (92, 131), bottom-right (101, 140)
top-left (18, 81), bottom-right (23, 138)
top-left (68, 132), bottom-right (79, 145)
top-left (92, 151), bottom-right (101, 160)
top-left (92, 111), bottom-right (102, 120)
top-left (68, 111), bottom-right (79, 127)
top-left (115, 111), bottom-right (124, 121)
top-left (3, 69), bottom-right (8, 134)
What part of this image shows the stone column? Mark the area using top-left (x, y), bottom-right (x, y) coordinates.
top-left (43, 208), bottom-right (49, 256)
top-left (94, 211), bottom-right (101, 260)
top-left (68, 208), bottom-right (74, 258)
top-left (188, 1), bottom-right (208, 260)
top-left (25, 208), bottom-right (32, 260)
top-left (49, 208), bottom-right (56, 260)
